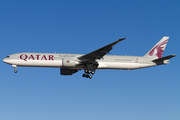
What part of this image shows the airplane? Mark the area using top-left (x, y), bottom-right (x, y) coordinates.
top-left (3, 36), bottom-right (176, 79)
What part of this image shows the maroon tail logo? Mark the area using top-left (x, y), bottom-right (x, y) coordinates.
top-left (149, 39), bottom-right (168, 58)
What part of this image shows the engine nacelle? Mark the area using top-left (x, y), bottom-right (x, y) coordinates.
top-left (60, 68), bottom-right (77, 75)
top-left (62, 58), bottom-right (78, 67)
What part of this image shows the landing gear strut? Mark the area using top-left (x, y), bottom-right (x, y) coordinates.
top-left (12, 65), bottom-right (17, 73)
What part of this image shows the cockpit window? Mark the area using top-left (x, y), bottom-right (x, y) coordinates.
top-left (6, 56), bottom-right (10, 58)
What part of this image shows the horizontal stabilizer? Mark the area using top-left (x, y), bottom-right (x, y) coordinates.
top-left (152, 54), bottom-right (176, 63)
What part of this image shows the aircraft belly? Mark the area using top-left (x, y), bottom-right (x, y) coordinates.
top-left (98, 62), bottom-right (139, 69)
top-left (10, 60), bottom-right (62, 67)
top-left (98, 62), bottom-right (155, 70)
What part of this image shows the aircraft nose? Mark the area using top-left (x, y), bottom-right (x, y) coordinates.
top-left (3, 57), bottom-right (11, 64)
top-left (3, 58), bottom-right (7, 63)
top-left (3, 55), bottom-right (11, 63)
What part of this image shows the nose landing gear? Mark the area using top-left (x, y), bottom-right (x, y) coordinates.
top-left (12, 65), bottom-right (17, 73)
top-left (14, 69), bottom-right (17, 73)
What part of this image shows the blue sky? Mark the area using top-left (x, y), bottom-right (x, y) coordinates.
top-left (0, 0), bottom-right (179, 120)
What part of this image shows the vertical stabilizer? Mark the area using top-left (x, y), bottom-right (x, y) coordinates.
top-left (144, 36), bottom-right (169, 58)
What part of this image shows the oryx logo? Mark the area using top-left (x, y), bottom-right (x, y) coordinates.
top-left (67, 60), bottom-right (69, 63)
top-left (149, 39), bottom-right (168, 58)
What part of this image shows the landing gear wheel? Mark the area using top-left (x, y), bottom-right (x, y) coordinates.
top-left (14, 70), bottom-right (17, 73)
top-left (85, 69), bottom-right (88, 73)
top-left (91, 71), bottom-right (95, 75)
top-left (82, 74), bottom-right (86, 77)
top-left (85, 69), bottom-right (92, 74)
top-left (89, 75), bottom-right (92, 79)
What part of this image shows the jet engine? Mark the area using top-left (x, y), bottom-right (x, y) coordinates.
top-left (60, 68), bottom-right (77, 75)
top-left (62, 58), bottom-right (79, 67)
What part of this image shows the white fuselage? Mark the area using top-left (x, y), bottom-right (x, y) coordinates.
top-left (3, 53), bottom-right (159, 70)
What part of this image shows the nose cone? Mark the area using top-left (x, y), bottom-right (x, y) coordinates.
top-left (3, 58), bottom-right (8, 63)
top-left (3, 57), bottom-right (11, 64)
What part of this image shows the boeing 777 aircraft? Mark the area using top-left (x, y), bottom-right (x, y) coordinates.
top-left (3, 36), bottom-right (176, 79)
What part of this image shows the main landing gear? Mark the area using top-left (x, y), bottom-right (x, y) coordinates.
top-left (82, 69), bottom-right (95, 79)
top-left (12, 65), bottom-right (17, 73)
top-left (82, 62), bottom-right (98, 79)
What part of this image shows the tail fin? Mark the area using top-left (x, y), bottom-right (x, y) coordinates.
top-left (144, 36), bottom-right (169, 58)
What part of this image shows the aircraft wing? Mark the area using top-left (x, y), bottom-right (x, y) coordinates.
top-left (78, 38), bottom-right (126, 61)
